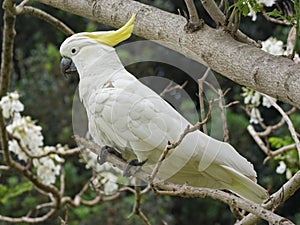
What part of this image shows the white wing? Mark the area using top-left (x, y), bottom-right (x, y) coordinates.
top-left (86, 72), bottom-right (267, 203)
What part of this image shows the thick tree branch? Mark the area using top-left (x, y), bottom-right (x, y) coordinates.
top-left (35, 0), bottom-right (300, 108)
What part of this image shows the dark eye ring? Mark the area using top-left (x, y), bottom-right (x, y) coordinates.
top-left (71, 48), bottom-right (77, 54)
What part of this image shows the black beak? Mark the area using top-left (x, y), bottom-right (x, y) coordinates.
top-left (60, 57), bottom-right (77, 77)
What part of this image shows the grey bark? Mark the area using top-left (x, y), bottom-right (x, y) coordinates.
top-left (36, 0), bottom-right (300, 108)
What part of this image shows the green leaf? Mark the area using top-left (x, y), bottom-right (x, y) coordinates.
top-left (0, 181), bottom-right (33, 204)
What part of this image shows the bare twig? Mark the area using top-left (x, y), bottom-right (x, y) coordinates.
top-left (0, 165), bottom-right (10, 170)
top-left (17, 6), bottom-right (74, 36)
top-left (160, 81), bottom-right (188, 97)
top-left (184, 0), bottom-right (204, 32)
top-left (128, 184), bottom-right (152, 225)
top-left (263, 95), bottom-right (300, 161)
top-left (247, 125), bottom-right (270, 156)
top-left (199, 0), bottom-right (226, 26)
top-left (198, 68), bottom-right (211, 134)
top-left (148, 100), bottom-right (213, 184)
top-left (217, 89), bottom-right (229, 142)
top-left (261, 8), bottom-right (291, 26)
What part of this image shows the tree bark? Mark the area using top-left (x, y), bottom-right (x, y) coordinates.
top-left (35, 0), bottom-right (300, 108)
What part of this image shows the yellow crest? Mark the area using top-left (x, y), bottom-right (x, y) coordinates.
top-left (84, 14), bottom-right (135, 46)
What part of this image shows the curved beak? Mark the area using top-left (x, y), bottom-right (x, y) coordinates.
top-left (60, 57), bottom-right (77, 77)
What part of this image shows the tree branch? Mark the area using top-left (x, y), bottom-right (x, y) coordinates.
top-left (35, 0), bottom-right (300, 108)
top-left (236, 170), bottom-right (300, 225)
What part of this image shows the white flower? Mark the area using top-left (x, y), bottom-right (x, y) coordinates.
top-left (7, 116), bottom-right (43, 159)
top-left (8, 140), bottom-right (28, 162)
top-left (262, 95), bottom-right (276, 108)
top-left (0, 92), bottom-right (24, 119)
top-left (258, 0), bottom-right (275, 7)
top-left (250, 108), bottom-right (263, 124)
top-left (101, 172), bottom-right (119, 195)
top-left (241, 87), bottom-right (254, 105)
top-left (248, 4), bottom-right (257, 21)
top-left (33, 157), bottom-right (61, 185)
top-left (293, 54), bottom-right (300, 63)
top-left (262, 38), bottom-right (284, 55)
top-left (276, 161), bottom-right (286, 174)
top-left (251, 91), bottom-right (261, 106)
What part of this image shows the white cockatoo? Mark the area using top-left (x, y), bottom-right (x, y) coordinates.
top-left (60, 15), bottom-right (268, 203)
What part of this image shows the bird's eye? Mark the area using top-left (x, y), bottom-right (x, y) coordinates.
top-left (71, 47), bottom-right (78, 55)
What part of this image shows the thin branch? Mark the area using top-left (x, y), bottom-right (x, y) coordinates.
top-left (159, 81), bottom-right (188, 97)
top-left (129, 184), bottom-right (152, 225)
top-left (247, 125), bottom-right (270, 156)
top-left (184, 0), bottom-right (204, 32)
top-left (217, 89), bottom-right (229, 142)
top-left (0, 165), bottom-right (10, 170)
top-left (236, 170), bottom-right (300, 225)
top-left (17, 6), bottom-right (74, 36)
top-left (263, 95), bottom-right (300, 161)
top-left (199, 0), bottom-right (226, 26)
top-left (198, 68), bottom-right (210, 134)
top-left (148, 100), bottom-right (213, 184)
top-left (0, 209), bottom-right (56, 224)
top-left (1, 0), bottom-right (16, 97)
top-left (261, 8), bottom-right (291, 26)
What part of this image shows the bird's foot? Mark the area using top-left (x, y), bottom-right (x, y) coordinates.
top-left (123, 159), bottom-right (148, 177)
top-left (97, 146), bottom-right (123, 165)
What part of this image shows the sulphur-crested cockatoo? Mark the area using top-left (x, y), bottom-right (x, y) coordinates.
top-left (60, 15), bottom-right (268, 203)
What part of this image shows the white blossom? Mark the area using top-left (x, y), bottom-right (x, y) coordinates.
top-left (251, 91), bottom-right (261, 106)
top-left (101, 172), bottom-right (119, 195)
top-left (250, 108), bottom-right (263, 124)
top-left (33, 157), bottom-right (61, 185)
top-left (8, 139), bottom-right (28, 162)
top-left (276, 161), bottom-right (286, 174)
top-left (247, 4), bottom-right (257, 21)
top-left (6, 115), bottom-right (43, 160)
top-left (262, 38), bottom-right (284, 55)
top-left (262, 95), bottom-right (276, 108)
top-left (258, 0), bottom-right (275, 7)
top-left (0, 92), bottom-right (24, 118)
top-left (0, 92), bottom-right (65, 185)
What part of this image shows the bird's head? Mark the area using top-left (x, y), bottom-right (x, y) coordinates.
top-left (60, 14), bottom-right (135, 77)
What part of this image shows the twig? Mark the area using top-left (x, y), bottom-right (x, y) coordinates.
top-left (263, 95), bottom-right (300, 162)
top-left (184, 0), bottom-right (204, 32)
top-left (17, 6), bottom-right (74, 36)
top-left (160, 81), bottom-right (188, 97)
top-left (247, 125), bottom-right (270, 156)
top-left (198, 68), bottom-right (210, 134)
top-left (217, 89), bottom-right (229, 142)
top-left (199, 0), bottom-right (226, 26)
top-left (128, 184), bottom-right (152, 225)
top-left (148, 100), bottom-right (213, 184)
top-left (0, 209), bottom-right (57, 223)
top-left (261, 8), bottom-right (291, 26)
top-left (0, 165), bottom-right (10, 170)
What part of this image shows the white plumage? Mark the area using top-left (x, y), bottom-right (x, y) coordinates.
top-left (60, 15), bottom-right (268, 203)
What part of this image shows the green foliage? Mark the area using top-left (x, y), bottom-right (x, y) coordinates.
top-left (0, 178), bottom-right (32, 204)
